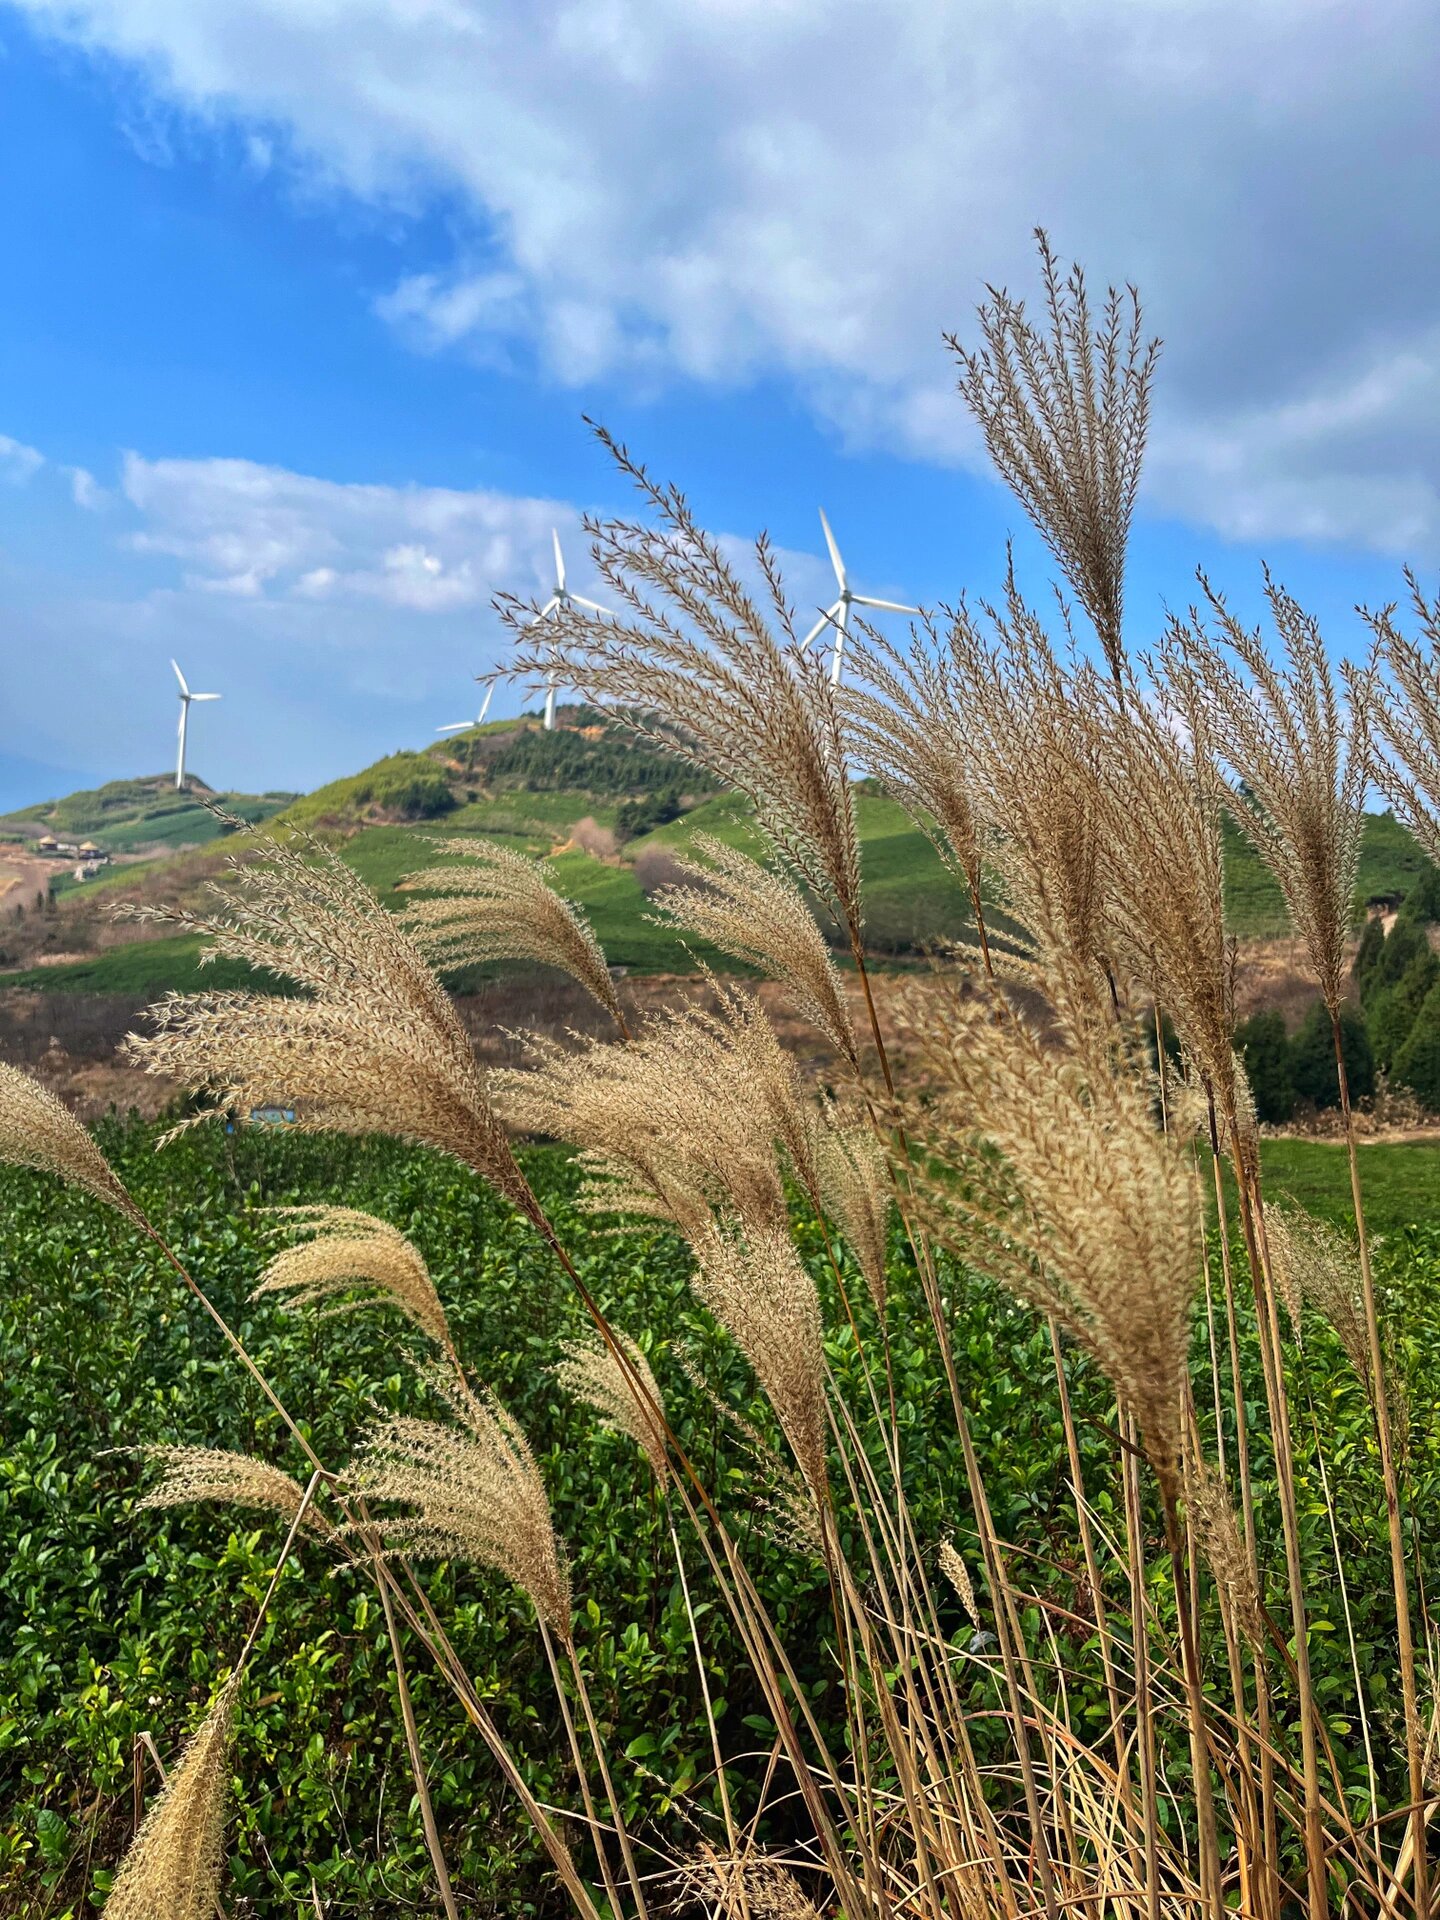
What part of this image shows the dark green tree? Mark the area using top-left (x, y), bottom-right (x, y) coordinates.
top-left (1290, 999), bottom-right (1375, 1109)
top-left (1353, 914), bottom-right (1386, 1000)
top-left (1372, 919), bottom-right (1430, 995)
top-left (1394, 980), bottom-right (1440, 1110)
top-left (1397, 862), bottom-right (1440, 927)
top-left (1235, 1010), bottom-right (1295, 1123)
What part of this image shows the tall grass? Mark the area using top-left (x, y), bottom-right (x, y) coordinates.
top-left (6, 235), bottom-right (1440, 1918)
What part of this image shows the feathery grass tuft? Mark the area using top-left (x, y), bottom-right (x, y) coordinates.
top-left (398, 837), bottom-right (624, 1029)
top-left (501, 428), bottom-right (863, 934)
top-left (0, 1061), bottom-right (145, 1226)
top-left (348, 1373), bottom-right (572, 1639)
top-left (1267, 1206), bottom-right (1372, 1398)
top-left (253, 1205), bottom-right (452, 1350)
top-left (649, 834), bottom-right (857, 1066)
top-left (948, 231), bottom-right (1159, 690)
top-left (552, 1330), bottom-right (668, 1481)
top-left (122, 823), bottom-right (535, 1218)
top-left (815, 1112), bottom-right (893, 1315)
top-left (1165, 575), bottom-right (1375, 1014)
top-left (1362, 573), bottom-right (1440, 865)
top-left (104, 1675), bottom-right (240, 1920)
top-left (136, 1446), bottom-right (332, 1536)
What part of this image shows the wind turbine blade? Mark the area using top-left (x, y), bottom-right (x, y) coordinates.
top-left (802, 601), bottom-right (842, 649)
top-left (853, 595), bottom-right (919, 616)
top-left (818, 509), bottom-right (846, 590)
top-left (477, 685), bottom-right (494, 723)
top-left (171, 659), bottom-right (190, 698)
top-left (191, 691), bottom-right (221, 701)
top-left (529, 596), bottom-right (561, 625)
top-left (552, 528), bottom-right (566, 593)
top-left (437, 722), bottom-right (469, 734)
top-left (569, 594), bottom-right (610, 615)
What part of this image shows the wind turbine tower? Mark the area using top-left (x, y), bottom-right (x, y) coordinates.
top-left (529, 529), bottom-right (609, 729)
top-left (802, 510), bottom-right (918, 685)
top-left (172, 659), bottom-right (221, 790)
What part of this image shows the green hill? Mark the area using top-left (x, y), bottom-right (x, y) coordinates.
top-left (4, 708), bottom-right (1438, 997)
top-left (0, 774), bottom-right (295, 856)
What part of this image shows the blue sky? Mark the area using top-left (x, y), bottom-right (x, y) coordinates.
top-left (2, 0), bottom-right (1438, 808)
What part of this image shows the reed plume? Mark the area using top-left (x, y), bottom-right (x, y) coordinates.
top-left (398, 838), bottom-right (625, 1030)
top-left (137, 1446), bottom-right (332, 1537)
top-left (253, 1205), bottom-right (452, 1350)
top-left (1267, 1206), bottom-right (1373, 1399)
top-left (649, 834), bottom-right (858, 1067)
top-left (501, 428), bottom-right (863, 937)
top-left (552, 1330), bottom-right (668, 1481)
top-left (938, 1539), bottom-right (980, 1628)
top-left (122, 824), bottom-right (535, 1220)
top-left (841, 624), bottom-right (989, 949)
top-left (943, 573), bottom-right (1115, 1012)
top-left (348, 1374), bottom-right (572, 1639)
top-left (815, 1112), bottom-right (893, 1315)
top-left (1361, 572), bottom-right (1440, 864)
top-left (894, 981), bottom-right (1199, 1494)
top-left (1089, 664), bottom-right (1248, 1141)
top-left (678, 1851), bottom-right (823, 1919)
top-left (1164, 575), bottom-right (1375, 1016)
top-left (104, 1675), bottom-right (239, 1920)
top-left (495, 989), bottom-right (799, 1242)
top-left (0, 1061), bottom-right (145, 1227)
top-left (948, 231), bottom-right (1160, 691)
top-left (690, 1217), bottom-right (829, 1510)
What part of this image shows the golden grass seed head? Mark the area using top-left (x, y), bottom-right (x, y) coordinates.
top-left (136, 1447), bottom-right (332, 1538)
top-left (398, 837), bottom-right (623, 1028)
top-left (0, 1062), bottom-right (145, 1227)
top-left (551, 1329), bottom-right (668, 1480)
top-left (104, 1675), bottom-right (240, 1920)
top-left (1362, 573), bottom-right (1440, 866)
top-left (253, 1205), bottom-right (452, 1349)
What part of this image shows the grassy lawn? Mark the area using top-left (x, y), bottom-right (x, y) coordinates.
top-left (1254, 1137), bottom-right (1440, 1236)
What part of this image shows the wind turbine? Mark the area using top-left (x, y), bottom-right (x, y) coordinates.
top-left (436, 684), bottom-right (494, 774)
top-left (529, 529), bottom-right (609, 729)
top-left (172, 659), bottom-right (220, 791)
top-left (802, 510), bottom-right (918, 685)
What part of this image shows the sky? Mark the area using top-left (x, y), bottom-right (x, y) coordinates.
top-left (1, 0), bottom-right (1438, 808)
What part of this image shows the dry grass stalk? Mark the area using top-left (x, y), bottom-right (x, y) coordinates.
top-left (895, 982), bottom-right (1200, 1494)
top-left (1266, 1207), bottom-right (1372, 1398)
top-left (942, 576), bottom-right (1115, 1015)
top-left (815, 1113), bottom-right (893, 1315)
top-left (1362, 573), bottom-right (1440, 863)
top-left (552, 1330), bottom-right (669, 1481)
top-left (500, 428), bottom-right (863, 936)
top-left (349, 1373), bottom-right (572, 1640)
top-left (649, 834), bottom-right (858, 1067)
top-left (495, 987), bottom-right (802, 1242)
top-left (947, 231), bottom-right (1160, 690)
top-left (0, 1061), bottom-right (145, 1226)
top-left (122, 825), bottom-right (535, 1219)
top-left (1163, 576), bottom-right (1375, 1015)
top-left (691, 1216), bottom-right (829, 1511)
top-left (398, 838), bottom-right (624, 1029)
top-left (137, 1446), bottom-right (332, 1537)
top-left (105, 1675), bottom-right (240, 1920)
top-left (253, 1205), bottom-right (452, 1350)
top-left (1183, 1454), bottom-right (1263, 1649)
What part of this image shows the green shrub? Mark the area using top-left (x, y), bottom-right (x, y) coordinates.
top-left (1290, 999), bottom-right (1375, 1109)
top-left (615, 786), bottom-right (683, 843)
top-left (1398, 861), bottom-right (1440, 926)
top-left (1372, 919), bottom-right (1431, 995)
top-left (1236, 1010), bottom-right (1295, 1123)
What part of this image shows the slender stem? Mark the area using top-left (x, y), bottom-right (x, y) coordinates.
top-left (375, 1558), bottom-right (461, 1920)
top-left (1333, 1007), bottom-right (1426, 1917)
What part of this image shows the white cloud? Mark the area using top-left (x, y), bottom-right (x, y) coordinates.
top-left (119, 451), bottom-right (577, 606)
top-left (0, 434), bottom-right (44, 484)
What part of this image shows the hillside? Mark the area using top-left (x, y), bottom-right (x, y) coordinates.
top-left (1, 773), bottom-right (295, 858)
top-left (2, 707), bottom-right (1437, 1004)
